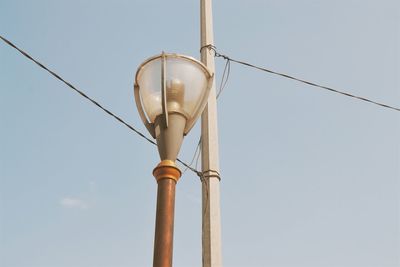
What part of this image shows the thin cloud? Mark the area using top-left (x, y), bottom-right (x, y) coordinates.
top-left (60, 197), bottom-right (89, 209)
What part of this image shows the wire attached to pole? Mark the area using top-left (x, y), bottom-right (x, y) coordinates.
top-left (201, 44), bottom-right (400, 112)
top-left (0, 34), bottom-right (201, 177)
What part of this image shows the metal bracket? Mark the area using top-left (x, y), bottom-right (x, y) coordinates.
top-left (161, 52), bottom-right (169, 128)
top-left (134, 83), bottom-right (156, 138)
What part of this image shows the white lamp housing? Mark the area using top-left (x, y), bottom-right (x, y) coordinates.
top-left (134, 53), bottom-right (213, 161)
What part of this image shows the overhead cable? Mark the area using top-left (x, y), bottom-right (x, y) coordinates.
top-left (0, 35), bottom-right (200, 177)
top-left (216, 58), bottom-right (231, 99)
top-left (183, 57), bottom-right (232, 177)
top-left (201, 44), bottom-right (400, 112)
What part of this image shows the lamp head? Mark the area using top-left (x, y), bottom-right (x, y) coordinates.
top-left (134, 53), bottom-right (213, 161)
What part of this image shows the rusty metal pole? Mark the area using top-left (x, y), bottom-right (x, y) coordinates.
top-left (152, 160), bottom-right (182, 267)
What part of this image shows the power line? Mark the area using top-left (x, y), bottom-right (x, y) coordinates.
top-left (217, 58), bottom-right (231, 99)
top-left (181, 137), bottom-right (202, 175)
top-left (0, 34), bottom-right (200, 176)
top-left (202, 45), bottom-right (400, 112)
top-left (5, 33), bottom-right (397, 178)
top-left (182, 58), bottom-right (232, 176)
top-left (182, 57), bottom-right (231, 177)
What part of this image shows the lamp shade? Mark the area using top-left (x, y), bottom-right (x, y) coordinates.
top-left (134, 53), bottom-right (213, 137)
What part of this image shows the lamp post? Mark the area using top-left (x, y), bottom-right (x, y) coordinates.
top-left (134, 53), bottom-right (214, 267)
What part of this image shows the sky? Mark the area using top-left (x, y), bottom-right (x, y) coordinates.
top-left (0, 0), bottom-right (399, 267)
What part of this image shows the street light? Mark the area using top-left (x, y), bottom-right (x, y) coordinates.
top-left (134, 52), bottom-right (213, 267)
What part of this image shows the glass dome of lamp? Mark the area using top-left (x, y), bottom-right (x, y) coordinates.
top-left (134, 52), bottom-right (214, 161)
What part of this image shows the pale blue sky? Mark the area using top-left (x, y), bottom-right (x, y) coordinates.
top-left (1, 1), bottom-right (399, 267)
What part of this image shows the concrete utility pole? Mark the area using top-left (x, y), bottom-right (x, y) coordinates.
top-left (200, 0), bottom-right (222, 266)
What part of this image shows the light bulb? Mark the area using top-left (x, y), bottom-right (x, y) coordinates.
top-left (166, 79), bottom-right (185, 115)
